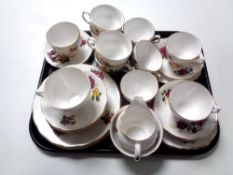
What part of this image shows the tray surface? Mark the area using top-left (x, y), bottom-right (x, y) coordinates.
top-left (29, 31), bottom-right (220, 155)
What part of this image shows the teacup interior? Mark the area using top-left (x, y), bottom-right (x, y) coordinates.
top-left (120, 70), bottom-right (158, 102)
top-left (46, 22), bottom-right (80, 48)
top-left (120, 105), bottom-right (156, 141)
top-left (166, 32), bottom-right (201, 61)
top-left (169, 81), bottom-right (214, 121)
top-left (135, 40), bottom-right (162, 71)
top-left (45, 67), bottom-right (90, 110)
top-left (91, 5), bottom-right (124, 30)
top-left (96, 31), bottom-right (132, 61)
top-left (123, 18), bottom-right (155, 42)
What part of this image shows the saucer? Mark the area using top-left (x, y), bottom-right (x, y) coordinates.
top-left (153, 80), bottom-right (218, 141)
top-left (41, 70), bottom-right (107, 132)
top-left (44, 31), bottom-right (93, 68)
top-left (110, 105), bottom-right (163, 158)
top-left (163, 124), bottom-right (218, 150)
top-left (156, 39), bottom-right (204, 81)
top-left (32, 64), bottom-right (121, 149)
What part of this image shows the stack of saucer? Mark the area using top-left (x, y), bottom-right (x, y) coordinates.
top-left (155, 32), bottom-right (205, 83)
top-left (153, 80), bottom-right (220, 150)
top-left (32, 64), bottom-right (121, 149)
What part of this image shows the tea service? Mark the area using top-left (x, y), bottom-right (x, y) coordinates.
top-left (32, 4), bottom-right (220, 160)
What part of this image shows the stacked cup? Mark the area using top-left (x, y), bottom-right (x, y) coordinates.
top-left (157, 32), bottom-right (205, 83)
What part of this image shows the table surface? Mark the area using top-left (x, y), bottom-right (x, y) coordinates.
top-left (1, 0), bottom-right (233, 174)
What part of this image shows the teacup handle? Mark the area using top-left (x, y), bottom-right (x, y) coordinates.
top-left (134, 143), bottom-right (141, 161)
top-left (82, 12), bottom-right (91, 24)
top-left (35, 89), bottom-right (44, 97)
top-left (87, 37), bottom-right (96, 49)
top-left (151, 35), bottom-right (161, 44)
top-left (211, 104), bottom-right (221, 114)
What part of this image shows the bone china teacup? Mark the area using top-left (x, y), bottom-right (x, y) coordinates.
top-left (118, 97), bottom-right (158, 161)
top-left (165, 32), bottom-right (204, 66)
top-left (36, 67), bottom-right (91, 111)
top-left (169, 80), bottom-right (220, 123)
top-left (46, 22), bottom-right (81, 58)
top-left (87, 31), bottom-right (132, 66)
top-left (82, 4), bottom-right (125, 36)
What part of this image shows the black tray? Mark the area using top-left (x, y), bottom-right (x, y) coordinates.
top-left (29, 31), bottom-right (220, 155)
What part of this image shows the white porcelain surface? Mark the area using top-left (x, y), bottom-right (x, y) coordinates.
top-left (41, 70), bottom-right (107, 132)
top-left (153, 80), bottom-right (218, 141)
top-left (156, 38), bottom-right (204, 81)
top-left (32, 64), bottom-right (120, 149)
top-left (46, 22), bottom-right (80, 57)
top-left (169, 81), bottom-right (215, 122)
top-left (166, 32), bottom-right (202, 61)
top-left (82, 4), bottom-right (125, 31)
top-left (88, 31), bottom-right (132, 66)
top-left (110, 105), bottom-right (163, 159)
top-left (123, 17), bottom-right (155, 43)
top-left (120, 70), bottom-right (158, 102)
top-left (134, 40), bottom-right (162, 72)
top-left (44, 31), bottom-right (92, 68)
top-left (38, 67), bottom-right (90, 111)
top-left (118, 97), bottom-right (158, 160)
top-left (163, 124), bottom-right (218, 150)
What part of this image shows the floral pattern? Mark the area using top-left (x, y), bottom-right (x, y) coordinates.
top-left (101, 112), bottom-right (114, 124)
top-left (60, 115), bottom-right (76, 126)
top-left (161, 89), bottom-right (171, 104)
top-left (176, 120), bottom-right (204, 134)
top-left (160, 47), bottom-right (168, 58)
top-left (47, 49), bottom-right (70, 63)
top-left (88, 75), bottom-right (102, 102)
top-left (173, 67), bottom-right (193, 76)
top-left (80, 37), bottom-right (86, 47)
top-left (91, 88), bottom-right (102, 101)
top-left (91, 69), bottom-right (105, 80)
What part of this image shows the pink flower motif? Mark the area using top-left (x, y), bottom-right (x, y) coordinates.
top-left (88, 76), bottom-right (95, 89)
top-left (91, 69), bottom-right (104, 80)
top-left (80, 39), bottom-right (86, 47)
top-left (160, 47), bottom-right (167, 58)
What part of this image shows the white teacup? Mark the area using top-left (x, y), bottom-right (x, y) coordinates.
top-left (120, 70), bottom-right (159, 102)
top-left (82, 4), bottom-right (125, 36)
top-left (123, 17), bottom-right (160, 43)
top-left (46, 22), bottom-right (80, 57)
top-left (169, 81), bottom-right (220, 123)
top-left (87, 31), bottom-right (132, 66)
top-left (165, 32), bottom-right (204, 66)
top-left (133, 40), bottom-right (163, 72)
top-left (36, 67), bottom-right (91, 111)
top-left (118, 97), bottom-right (158, 161)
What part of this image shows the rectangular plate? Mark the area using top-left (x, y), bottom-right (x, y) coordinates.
top-left (29, 31), bottom-right (220, 155)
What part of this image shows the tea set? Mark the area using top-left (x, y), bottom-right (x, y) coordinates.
top-left (32, 4), bottom-right (220, 160)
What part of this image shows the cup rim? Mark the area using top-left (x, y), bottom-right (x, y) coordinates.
top-left (120, 69), bottom-right (159, 102)
top-left (134, 40), bottom-right (163, 72)
top-left (168, 80), bottom-right (215, 122)
top-left (89, 4), bottom-right (125, 31)
top-left (119, 107), bottom-right (157, 142)
top-left (43, 67), bottom-right (91, 111)
top-left (94, 31), bottom-right (132, 65)
top-left (123, 17), bottom-right (156, 42)
top-left (165, 32), bottom-right (202, 61)
top-left (46, 21), bottom-right (80, 49)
